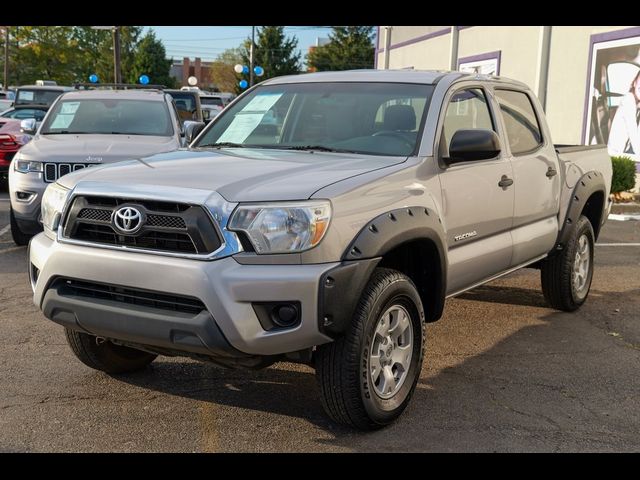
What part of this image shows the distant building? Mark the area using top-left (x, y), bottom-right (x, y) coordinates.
top-left (170, 57), bottom-right (217, 91)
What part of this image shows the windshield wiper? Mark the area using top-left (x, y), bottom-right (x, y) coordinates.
top-left (197, 142), bottom-right (246, 148)
top-left (278, 145), bottom-right (360, 154)
top-left (43, 131), bottom-right (92, 135)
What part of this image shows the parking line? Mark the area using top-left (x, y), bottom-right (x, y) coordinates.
top-left (596, 243), bottom-right (640, 246)
top-left (0, 224), bottom-right (10, 236)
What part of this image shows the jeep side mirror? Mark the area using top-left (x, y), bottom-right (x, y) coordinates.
top-left (183, 121), bottom-right (206, 145)
top-left (20, 118), bottom-right (37, 135)
top-left (446, 129), bottom-right (501, 164)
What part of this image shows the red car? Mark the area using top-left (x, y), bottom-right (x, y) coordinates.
top-left (0, 118), bottom-right (30, 180)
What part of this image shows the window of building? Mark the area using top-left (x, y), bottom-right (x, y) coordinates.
top-left (495, 89), bottom-right (543, 155)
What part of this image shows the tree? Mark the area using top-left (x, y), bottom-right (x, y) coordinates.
top-left (128, 30), bottom-right (175, 88)
top-left (307, 26), bottom-right (375, 72)
top-left (239, 26), bottom-right (300, 91)
top-left (209, 48), bottom-right (243, 93)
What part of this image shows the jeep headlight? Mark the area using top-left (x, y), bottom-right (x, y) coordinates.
top-left (14, 159), bottom-right (43, 173)
top-left (41, 183), bottom-right (70, 231)
top-left (229, 201), bottom-right (331, 254)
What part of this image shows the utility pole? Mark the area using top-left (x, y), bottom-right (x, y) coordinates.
top-left (249, 26), bottom-right (255, 87)
top-left (3, 27), bottom-right (8, 91)
top-left (113, 26), bottom-right (121, 84)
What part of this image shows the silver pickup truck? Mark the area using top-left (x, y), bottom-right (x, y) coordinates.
top-left (28, 70), bottom-right (612, 430)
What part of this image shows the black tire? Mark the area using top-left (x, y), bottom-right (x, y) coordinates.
top-left (541, 215), bottom-right (595, 312)
top-left (315, 268), bottom-right (425, 430)
top-left (10, 207), bottom-right (33, 246)
top-left (65, 328), bottom-right (157, 374)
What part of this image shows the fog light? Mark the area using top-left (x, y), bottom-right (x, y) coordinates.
top-left (252, 301), bottom-right (301, 331)
top-left (16, 191), bottom-right (35, 202)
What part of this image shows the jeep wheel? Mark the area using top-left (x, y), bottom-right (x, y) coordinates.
top-left (541, 215), bottom-right (595, 312)
top-left (65, 328), bottom-right (157, 374)
top-left (10, 207), bottom-right (32, 246)
top-left (315, 268), bottom-right (425, 430)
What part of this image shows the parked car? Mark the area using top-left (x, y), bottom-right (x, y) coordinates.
top-left (28, 70), bottom-right (612, 430)
top-left (165, 89), bottom-right (204, 124)
top-left (13, 84), bottom-right (73, 108)
top-left (8, 88), bottom-right (201, 245)
top-left (0, 118), bottom-right (31, 187)
top-left (0, 99), bottom-right (13, 112)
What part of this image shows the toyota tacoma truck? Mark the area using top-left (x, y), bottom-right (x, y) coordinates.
top-left (9, 87), bottom-right (203, 245)
top-left (28, 70), bottom-right (613, 430)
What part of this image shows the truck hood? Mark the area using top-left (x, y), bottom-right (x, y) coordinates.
top-left (18, 134), bottom-right (177, 163)
top-left (57, 148), bottom-right (406, 202)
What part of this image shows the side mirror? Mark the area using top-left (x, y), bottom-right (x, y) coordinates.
top-left (183, 121), bottom-right (206, 145)
top-left (202, 109), bottom-right (211, 121)
top-left (447, 129), bottom-right (501, 164)
top-left (20, 118), bottom-right (37, 135)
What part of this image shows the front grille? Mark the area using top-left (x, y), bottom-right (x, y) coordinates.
top-left (63, 196), bottom-right (222, 256)
top-left (44, 162), bottom-right (96, 182)
top-left (54, 278), bottom-right (206, 315)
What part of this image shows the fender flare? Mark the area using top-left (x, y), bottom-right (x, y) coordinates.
top-left (318, 207), bottom-right (448, 337)
top-left (555, 170), bottom-right (607, 251)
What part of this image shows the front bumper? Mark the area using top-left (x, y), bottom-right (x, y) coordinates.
top-left (8, 168), bottom-right (46, 229)
top-left (30, 233), bottom-right (337, 356)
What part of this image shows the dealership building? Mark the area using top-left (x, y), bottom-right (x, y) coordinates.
top-left (375, 25), bottom-right (640, 158)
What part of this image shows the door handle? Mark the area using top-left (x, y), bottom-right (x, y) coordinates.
top-left (498, 175), bottom-right (514, 188)
top-left (546, 167), bottom-right (557, 178)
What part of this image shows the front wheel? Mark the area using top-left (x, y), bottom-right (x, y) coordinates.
top-left (10, 207), bottom-right (33, 246)
top-left (315, 268), bottom-right (425, 430)
top-left (65, 328), bottom-right (157, 374)
top-left (541, 215), bottom-right (595, 311)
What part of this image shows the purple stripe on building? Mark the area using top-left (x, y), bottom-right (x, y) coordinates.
top-left (582, 26), bottom-right (640, 145)
top-left (457, 50), bottom-right (502, 75)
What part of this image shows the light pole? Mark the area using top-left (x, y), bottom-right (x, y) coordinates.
top-left (249, 26), bottom-right (255, 87)
top-left (91, 26), bottom-right (121, 83)
top-left (3, 26), bottom-right (8, 91)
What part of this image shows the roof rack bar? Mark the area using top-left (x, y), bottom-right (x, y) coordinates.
top-left (73, 83), bottom-right (166, 90)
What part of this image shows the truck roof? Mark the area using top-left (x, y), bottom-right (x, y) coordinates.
top-left (262, 69), bottom-right (530, 90)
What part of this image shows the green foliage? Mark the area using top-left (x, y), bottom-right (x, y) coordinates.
top-left (128, 30), bottom-right (175, 88)
top-left (1, 26), bottom-right (146, 86)
top-left (307, 26), bottom-right (375, 72)
top-left (239, 26), bottom-right (301, 92)
top-left (210, 48), bottom-right (243, 93)
top-left (611, 156), bottom-right (637, 194)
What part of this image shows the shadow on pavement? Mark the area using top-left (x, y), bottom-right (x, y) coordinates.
top-left (89, 283), bottom-right (640, 451)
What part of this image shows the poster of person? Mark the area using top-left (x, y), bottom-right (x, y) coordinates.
top-left (584, 35), bottom-right (640, 172)
top-left (458, 56), bottom-right (499, 76)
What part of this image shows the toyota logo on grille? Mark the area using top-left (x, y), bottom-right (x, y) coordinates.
top-left (112, 206), bottom-right (144, 234)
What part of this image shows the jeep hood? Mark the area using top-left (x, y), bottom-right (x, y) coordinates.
top-left (56, 148), bottom-right (407, 202)
top-left (18, 134), bottom-right (177, 163)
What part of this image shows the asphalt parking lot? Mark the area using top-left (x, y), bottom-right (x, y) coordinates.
top-left (0, 191), bottom-right (639, 452)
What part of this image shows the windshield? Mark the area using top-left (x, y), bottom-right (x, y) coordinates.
top-left (41, 99), bottom-right (174, 136)
top-left (194, 82), bottom-right (434, 156)
top-left (201, 97), bottom-right (223, 107)
top-left (15, 89), bottom-right (63, 107)
top-left (1, 108), bottom-right (46, 121)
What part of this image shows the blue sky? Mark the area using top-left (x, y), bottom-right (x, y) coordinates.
top-left (144, 26), bottom-right (334, 63)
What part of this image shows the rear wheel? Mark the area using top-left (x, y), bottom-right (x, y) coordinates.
top-left (10, 207), bottom-right (32, 246)
top-left (541, 215), bottom-right (595, 311)
top-left (65, 328), bottom-right (157, 374)
top-left (315, 268), bottom-right (425, 430)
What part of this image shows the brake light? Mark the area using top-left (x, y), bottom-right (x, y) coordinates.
top-left (0, 133), bottom-right (17, 148)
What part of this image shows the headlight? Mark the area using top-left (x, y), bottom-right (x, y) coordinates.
top-left (229, 201), bottom-right (331, 254)
top-left (14, 159), bottom-right (43, 173)
top-left (41, 183), bottom-right (70, 231)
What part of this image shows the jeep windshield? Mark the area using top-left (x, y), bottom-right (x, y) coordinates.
top-left (41, 99), bottom-right (174, 136)
top-left (194, 82), bottom-right (434, 156)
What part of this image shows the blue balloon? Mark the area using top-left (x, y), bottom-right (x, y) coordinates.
top-left (89, 74), bottom-right (99, 83)
top-left (139, 74), bottom-right (150, 85)
top-left (242, 65), bottom-right (249, 74)
top-left (253, 66), bottom-right (264, 77)
top-left (239, 80), bottom-right (248, 89)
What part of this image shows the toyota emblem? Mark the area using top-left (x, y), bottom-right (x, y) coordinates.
top-left (112, 206), bottom-right (143, 234)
